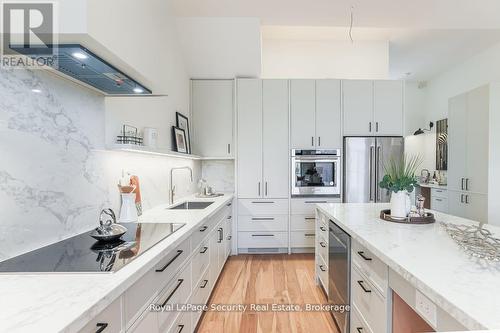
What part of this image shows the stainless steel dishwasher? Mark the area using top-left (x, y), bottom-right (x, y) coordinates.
top-left (328, 219), bottom-right (351, 333)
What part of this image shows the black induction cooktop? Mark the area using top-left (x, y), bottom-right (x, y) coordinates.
top-left (0, 223), bottom-right (185, 273)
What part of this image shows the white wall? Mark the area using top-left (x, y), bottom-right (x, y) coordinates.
top-left (262, 39), bottom-right (389, 79)
top-left (175, 18), bottom-right (262, 79)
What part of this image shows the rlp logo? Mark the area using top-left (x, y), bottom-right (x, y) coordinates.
top-left (2, 2), bottom-right (55, 55)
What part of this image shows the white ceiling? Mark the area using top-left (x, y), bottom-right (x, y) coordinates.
top-left (172, 0), bottom-right (500, 29)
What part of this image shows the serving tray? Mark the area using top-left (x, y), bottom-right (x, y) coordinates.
top-left (380, 209), bottom-right (436, 224)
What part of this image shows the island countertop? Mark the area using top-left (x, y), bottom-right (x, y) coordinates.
top-left (316, 203), bottom-right (500, 331)
top-left (0, 193), bottom-right (234, 333)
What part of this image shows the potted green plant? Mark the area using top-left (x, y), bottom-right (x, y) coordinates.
top-left (379, 155), bottom-right (422, 218)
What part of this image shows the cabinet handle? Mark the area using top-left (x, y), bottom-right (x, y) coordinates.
top-left (466, 178), bottom-right (469, 191)
top-left (251, 217), bottom-right (275, 221)
top-left (305, 217), bottom-right (316, 221)
top-left (218, 227), bottom-right (223, 243)
top-left (465, 195), bottom-right (469, 204)
top-left (226, 202), bottom-right (232, 207)
top-left (227, 215), bottom-right (232, 220)
top-left (251, 201), bottom-right (275, 204)
top-left (200, 246), bottom-right (208, 254)
top-left (356, 328), bottom-right (363, 333)
top-left (160, 279), bottom-right (184, 306)
top-left (461, 178), bottom-right (465, 190)
top-left (200, 279), bottom-right (209, 288)
top-left (305, 200), bottom-right (327, 204)
top-left (357, 251), bottom-right (373, 261)
top-left (311, 136), bottom-right (314, 147)
top-left (305, 233), bottom-right (315, 237)
top-left (435, 198), bottom-right (443, 202)
top-left (156, 250), bottom-right (183, 272)
top-left (369, 122), bottom-right (372, 132)
top-left (176, 325), bottom-right (185, 333)
top-left (252, 234), bottom-right (274, 237)
top-left (376, 122), bottom-right (379, 132)
top-left (95, 323), bottom-right (108, 333)
top-left (227, 143), bottom-right (231, 154)
top-left (199, 226), bottom-right (208, 232)
top-left (461, 194), bottom-right (465, 203)
top-left (357, 280), bottom-right (372, 293)
top-left (265, 182), bottom-right (268, 196)
top-left (318, 136), bottom-right (321, 146)
top-left (319, 265), bottom-right (326, 272)
top-left (227, 235), bottom-right (232, 240)
top-left (320, 226), bottom-right (326, 231)
top-left (258, 182), bottom-right (261, 196)
top-left (320, 242), bottom-right (326, 248)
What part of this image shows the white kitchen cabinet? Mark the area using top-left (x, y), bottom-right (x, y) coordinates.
top-left (316, 80), bottom-right (342, 148)
top-left (448, 191), bottom-right (488, 223)
top-left (237, 79), bottom-right (289, 199)
top-left (290, 79), bottom-right (342, 149)
top-left (129, 311), bottom-right (158, 333)
top-left (191, 80), bottom-right (234, 158)
top-left (343, 80), bottom-right (374, 136)
top-left (343, 80), bottom-right (404, 136)
top-left (78, 297), bottom-right (122, 333)
top-left (290, 80), bottom-right (316, 148)
top-left (263, 80), bottom-right (290, 198)
top-left (448, 93), bottom-right (468, 192)
top-left (373, 80), bottom-right (403, 136)
top-left (237, 79), bottom-right (263, 198)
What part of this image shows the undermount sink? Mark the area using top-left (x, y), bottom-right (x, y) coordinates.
top-left (168, 201), bottom-right (214, 210)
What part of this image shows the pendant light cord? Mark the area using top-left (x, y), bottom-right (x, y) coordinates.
top-left (349, 5), bottom-right (354, 43)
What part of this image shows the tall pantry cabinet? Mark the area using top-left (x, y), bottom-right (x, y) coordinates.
top-left (236, 79), bottom-right (290, 251)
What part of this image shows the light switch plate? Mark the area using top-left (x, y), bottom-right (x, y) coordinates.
top-left (415, 290), bottom-right (437, 328)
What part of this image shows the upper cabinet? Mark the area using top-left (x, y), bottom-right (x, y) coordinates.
top-left (290, 80), bottom-right (342, 149)
top-left (191, 80), bottom-right (234, 158)
top-left (343, 80), bottom-right (404, 136)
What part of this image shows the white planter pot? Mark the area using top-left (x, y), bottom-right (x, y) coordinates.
top-left (390, 191), bottom-right (411, 218)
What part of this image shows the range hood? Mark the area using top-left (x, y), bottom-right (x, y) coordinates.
top-left (10, 44), bottom-right (152, 95)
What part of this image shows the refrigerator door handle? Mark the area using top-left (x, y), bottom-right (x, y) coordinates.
top-left (376, 146), bottom-right (382, 202)
top-left (369, 146), bottom-right (375, 202)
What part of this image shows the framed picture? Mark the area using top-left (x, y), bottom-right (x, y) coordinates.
top-left (176, 112), bottom-right (191, 154)
top-left (172, 126), bottom-right (188, 153)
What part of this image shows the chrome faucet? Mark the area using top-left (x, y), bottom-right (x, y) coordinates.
top-left (170, 166), bottom-right (193, 205)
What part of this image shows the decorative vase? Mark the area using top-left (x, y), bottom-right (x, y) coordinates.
top-left (390, 190), bottom-right (411, 218)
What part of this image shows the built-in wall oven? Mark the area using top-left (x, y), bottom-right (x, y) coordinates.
top-left (329, 219), bottom-right (351, 333)
top-left (291, 149), bottom-right (341, 197)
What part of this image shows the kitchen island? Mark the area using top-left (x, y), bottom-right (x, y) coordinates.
top-left (315, 203), bottom-right (500, 331)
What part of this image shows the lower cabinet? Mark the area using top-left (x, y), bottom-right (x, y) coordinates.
top-left (78, 200), bottom-right (233, 333)
top-left (449, 190), bottom-right (488, 223)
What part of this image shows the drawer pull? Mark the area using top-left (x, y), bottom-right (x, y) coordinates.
top-left (305, 201), bottom-right (327, 204)
top-left (357, 251), bottom-right (372, 261)
top-left (319, 265), bottom-right (327, 272)
top-left (156, 250), bottom-right (183, 272)
top-left (251, 201), bottom-right (275, 204)
top-left (320, 226), bottom-right (326, 231)
top-left (227, 235), bottom-right (232, 240)
top-left (435, 198), bottom-right (443, 202)
top-left (200, 279), bottom-right (209, 288)
top-left (161, 279), bottom-right (184, 306)
top-left (218, 227), bottom-right (223, 243)
top-left (304, 217), bottom-right (316, 221)
top-left (252, 234), bottom-right (274, 237)
top-left (176, 325), bottom-right (185, 333)
top-left (200, 246), bottom-right (208, 254)
top-left (251, 217), bottom-right (275, 221)
top-left (356, 328), bottom-right (363, 333)
top-left (227, 202), bottom-right (232, 207)
top-left (305, 233), bottom-right (315, 237)
top-left (320, 242), bottom-right (326, 248)
top-left (199, 226), bottom-right (208, 232)
top-left (227, 215), bottom-right (232, 219)
top-left (357, 280), bottom-right (372, 293)
top-left (95, 323), bottom-right (108, 333)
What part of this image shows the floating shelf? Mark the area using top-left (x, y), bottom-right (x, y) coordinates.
top-left (107, 144), bottom-right (202, 160)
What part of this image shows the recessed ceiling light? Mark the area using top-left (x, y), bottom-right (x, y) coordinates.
top-left (72, 52), bottom-right (88, 60)
top-left (133, 87), bottom-right (144, 94)
top-left (31, 89), bottom-right (42, 93)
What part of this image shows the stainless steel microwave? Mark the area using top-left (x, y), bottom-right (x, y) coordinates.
top-left (291, 149), bottom-right (341, 196)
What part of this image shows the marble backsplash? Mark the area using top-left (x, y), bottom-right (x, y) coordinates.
top-left (201, 160), bottom-right (235, 193)
top-left (0, 69), bottom-right (200, 261)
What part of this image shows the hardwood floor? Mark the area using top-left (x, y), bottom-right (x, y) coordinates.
top-left (196, 254), bottom-right (339, 333)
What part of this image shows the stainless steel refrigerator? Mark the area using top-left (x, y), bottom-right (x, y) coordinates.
top-left (344, 137), bottom-right (404, 203)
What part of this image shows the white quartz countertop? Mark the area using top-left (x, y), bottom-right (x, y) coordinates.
top-left (316, 203), bottom-right (500, 331)
top-left (418, 182), bottom-right (448, 189)
top-left (0, 193), bottom-right (234, 333)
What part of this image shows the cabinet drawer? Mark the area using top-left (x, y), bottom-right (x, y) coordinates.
top-left (291, 214), bottom-right (316, 231)
top-left (157, 263), bottom-right (192, 332)
top-left (192, 267), bottom-right (211, 307)
top-left (124, 238), bottom-right (191, 328)
top-left (291, 198), bottom-right (340, 215)
top-left (290, 231), bottom-right (315, 247)
top-left (317, 234), bottom-right (328, 262)
top-left (238, 199), bottom-right (288, 215)
top-left (351, 240), bottom-right (388, 296)
top-left (351, 267), bottom-right (387, 333)
top-left (317, 255), bottom-right (328, 292)
top-left (168, 311), bottom-right (192, 333)
top-left (431, 196), bottom-right (449, 213)
top-left (128, 310), bottom-right (157, 333)
top-left (238, 231), bottom-right (288, 248)
top-left (238, 215), bottom-right (288, 231)
top-left (192, 240), bottom-right (210, 286)
top-left (431, 188), bottom-right (448, 198)
top-left (350, 304), bottom-right (374, 333)
top-left (79, 297), bottom-right (122, 333)
top-left (316, 220), bottom-right (328, 241)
